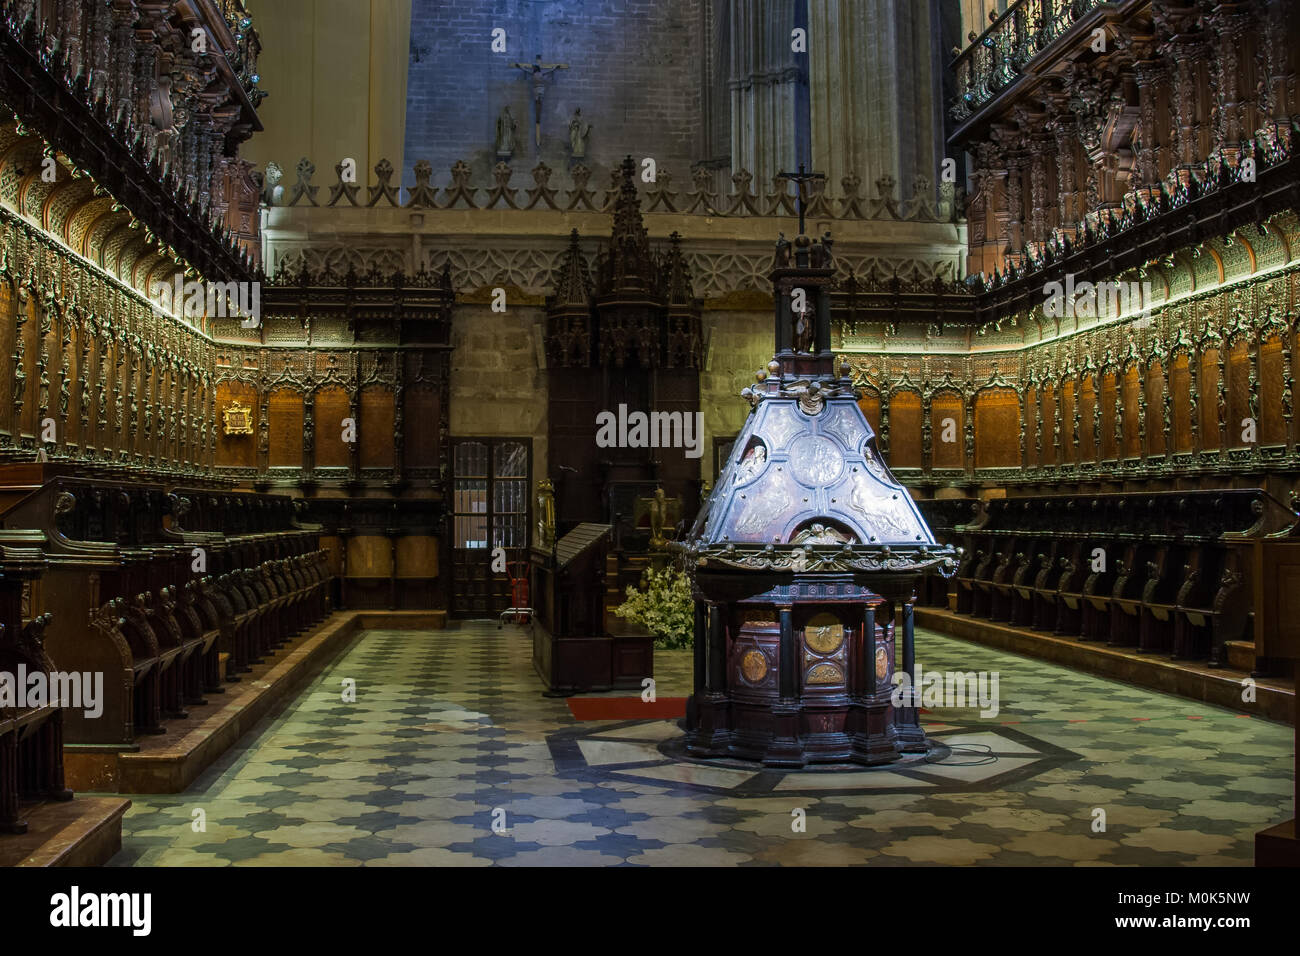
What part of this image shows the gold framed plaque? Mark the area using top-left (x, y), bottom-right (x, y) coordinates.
top-left (222, 400), bottom-right (254, 436)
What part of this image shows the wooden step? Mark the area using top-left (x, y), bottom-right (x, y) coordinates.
top-left (917, 607), bottom-right (1295, 725)
top-left (0, 797), bottom-right (131, 867)
top-left (1224, 640), bottom-right (1255, 672)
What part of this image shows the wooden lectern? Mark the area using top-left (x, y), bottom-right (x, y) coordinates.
top-left (531, 523), bottom-right (653, 694)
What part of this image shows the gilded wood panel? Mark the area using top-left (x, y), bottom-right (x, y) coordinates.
top-left (858, 391), bottom-right (882, 436)
top-left (1080, 374), bottom-right (1097, 462)
top-left (0, 278), bottom-right (13, 438)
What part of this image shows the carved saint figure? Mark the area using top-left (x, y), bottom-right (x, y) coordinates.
top-left (792, 299), bottom-right (814, 353)
top-left (495, 106), bottom-right (518, 158)
top-left (535, 478), bottom-right (556, 549)
top-left (569, 109), bottom-right (591, 159)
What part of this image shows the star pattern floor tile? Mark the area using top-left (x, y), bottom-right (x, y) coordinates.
top-left (99, 623), bottom-right (1294, 866)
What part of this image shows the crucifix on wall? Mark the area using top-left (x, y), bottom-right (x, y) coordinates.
top-left (511, 54), bottom-right (569, 149)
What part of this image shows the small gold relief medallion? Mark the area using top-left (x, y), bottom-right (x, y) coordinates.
top-left (875, 646), bottom-right (889, 681)
top-left (804, 623), bottom-right (843, 655)
top-left (740, 649), bottom-right (769, 683)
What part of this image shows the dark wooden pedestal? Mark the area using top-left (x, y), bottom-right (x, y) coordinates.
top-left (686, 571), bottom-right (923, 768)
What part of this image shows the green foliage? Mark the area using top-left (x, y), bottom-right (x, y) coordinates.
top-left (614, 564), bottom-right (694, 649)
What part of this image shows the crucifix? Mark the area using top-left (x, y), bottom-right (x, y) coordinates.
top-left (777, 163), bottom-right (827, 235)
top-left (511, 54), bottom-right (569, 149)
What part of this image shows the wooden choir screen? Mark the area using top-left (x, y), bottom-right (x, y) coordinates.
top-left (1080, 374), bottom-right (1097, 460)
top-left (930, 392), bottom-right (964, 469)
top-left (268, 389), bottom-right (304, 468)
top-left (216, 380), bottom-right (258, 469)
top-left (888, 389), bottom-right (923, 469)
top-left (404, 386), bottom-right (440, 469)
top-left (1039, 384), bottom-right (1055, 467)
top-left (1171, 354), bottom-right (1194, 453)
top-left (1122, 366), bottom-right (1142, 459)
top-left (858, 389), bottom-right (881, 435)
top-left (314, 386), bottom-right (350, 468)
top-left (1261, 335), bottom-right (1286, 446)
top-left (1227, 339), bottom-right (1250, 449)
top-left (1199, 350), bottom-right (1220, 450)
top-left (1099, 371), bottom-right (1118, 461)
top-left (359, 386), bottom-right (395, 469)
top-left (974, 387), bottom-right (1020, 469)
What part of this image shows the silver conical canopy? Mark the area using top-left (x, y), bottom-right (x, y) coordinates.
top-left (682, 367), bottom-right (956, 575)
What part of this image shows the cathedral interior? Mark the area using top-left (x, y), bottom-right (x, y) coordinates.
top-left (0, 0), bottom-right (1298, 897)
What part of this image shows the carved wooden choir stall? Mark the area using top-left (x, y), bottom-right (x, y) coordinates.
top-left (0, 528), bottom-right (71, 834)
top-left (679, 230), bottom-right (957, 766)
top-left (0, 465), bottom-right (330, 752)
top-left (950, 489), bottom-right (1296, 672)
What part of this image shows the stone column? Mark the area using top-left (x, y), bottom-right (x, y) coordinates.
top-left (807, 0), bottom-right (944, 214)
top-left (729, 0), bottom-right (801, 189)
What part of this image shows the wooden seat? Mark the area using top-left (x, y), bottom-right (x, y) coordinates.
top-left (0, 554), bottom-right (73, 834)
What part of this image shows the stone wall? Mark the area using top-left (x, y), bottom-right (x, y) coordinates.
top-left (403, 0), bottom-right (706, 193)
top-left (449, 303), bottom-right (550, 478)
top-left (700, 306), bottom-right (775, 482)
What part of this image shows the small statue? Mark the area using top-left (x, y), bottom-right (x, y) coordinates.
top-left (260, 162), bottom-right (284, 206)
top-left (774, 232), bottom-right (791, 269)
top-left (649, 487), bottom-right (670, 549)
top-left (792, 297), bottom-right (814, 353)
top-left (495, 106), bottom-right (518, 159)
top-left (569, 109), bottom-right (591, 159)
top-left (536, 478), bottom-right (556, 549)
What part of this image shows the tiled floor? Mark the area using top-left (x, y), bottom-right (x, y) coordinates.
top-left (104, 623), bottom-right (1294, 866)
